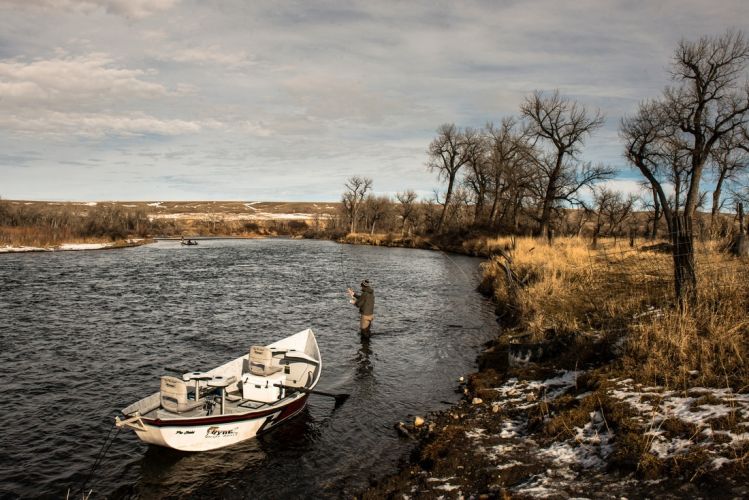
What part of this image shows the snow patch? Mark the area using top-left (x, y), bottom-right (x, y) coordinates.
top-left (58, 243), bottom-right (109, 251)
top-left (0, 246), bottom-right (47, 253)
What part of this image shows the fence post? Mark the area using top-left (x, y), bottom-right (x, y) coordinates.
top-left (732, 203), bottom-right (748, 257)
top-left (672, 214), bottom-right (697, 308)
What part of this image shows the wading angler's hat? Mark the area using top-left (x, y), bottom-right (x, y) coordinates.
top-left (361, 279), bottom-right (370, 287)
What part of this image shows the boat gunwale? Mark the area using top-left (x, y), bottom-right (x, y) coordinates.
top-left (141, 393), bottom-right (309, 427)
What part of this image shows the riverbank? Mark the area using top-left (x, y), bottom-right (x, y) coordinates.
top-left (351, 233), bottom-right (749, 498)
top-left (0, 238), bottom-right (152, 253)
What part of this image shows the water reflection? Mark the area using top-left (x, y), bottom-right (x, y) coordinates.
top-left (355, 336), bottom-right (373, 379)
top-left (137, 439), bottom-right (266, 497)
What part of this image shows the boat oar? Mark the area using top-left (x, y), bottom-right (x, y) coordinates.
top-left (275, 384), bottom-right (350, 407)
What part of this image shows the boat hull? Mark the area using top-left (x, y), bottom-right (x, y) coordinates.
top-left (134, 395), bottom-right (308, 451)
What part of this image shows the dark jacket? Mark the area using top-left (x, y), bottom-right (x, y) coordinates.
top-left (354, 286), bottom-right (375, 316)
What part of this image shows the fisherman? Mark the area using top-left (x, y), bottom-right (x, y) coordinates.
top-left (347, 279), bottom-right (375, 337)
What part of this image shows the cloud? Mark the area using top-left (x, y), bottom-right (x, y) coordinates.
top-left (597, 179), bottom-right (650, 198)
top-left (0, 0), bottom-right (180, 19)
top-left (0, 111), bottom-right (214, 138)
top-left (0, 53), bottom-right (169, 110)
top-left (280, 73), bottom-right (405, 124)
top-left (167, 46), bottom-right (255, 68)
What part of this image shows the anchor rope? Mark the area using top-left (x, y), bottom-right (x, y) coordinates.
top-left (75, 420), bottom-right (121, 497)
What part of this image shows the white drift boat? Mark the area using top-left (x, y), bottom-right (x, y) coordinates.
top-left (116, 328), bottom-right (321, 451)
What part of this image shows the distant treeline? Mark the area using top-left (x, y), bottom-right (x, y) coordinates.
top-left (0, 201), bottom-right (152, 246)
top-left (0, 200), bottom-right (322, 247)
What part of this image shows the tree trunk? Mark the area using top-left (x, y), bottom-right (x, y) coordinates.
top-left (732, 203), bottom-right (748, 257)
top-left (651, 187), bottom-right (661, 239)
top-left (710, 170), bottom-right (728, 236)
top-left (436, 174), bottom-right (456, 233)
top-left (672, 214), bottom-right (697, 309)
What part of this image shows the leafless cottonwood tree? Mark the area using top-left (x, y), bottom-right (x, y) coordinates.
top-left (395, 189), bottom-right (418, 236)
top-left (342, 176), bottom-right (372, 233)
top-left (520, 90), bottom-right (608, 236)
top-left (485, 118), bottom-right (534, 230)
top-left (362, 194), bottom-right (392, 235)
top-left (621, 29), bottom-right (749, 305)
top-left (461, 127), bottom-right (491, 224)
top-left (709, 129), bottom-right (749, 232)
top-left (593, 187), bottom-right (638, 237)
top-left (427, 123), bottom-right (469, 233)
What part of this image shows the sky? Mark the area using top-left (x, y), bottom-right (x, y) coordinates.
top-left (0, 0), bottom-right (747, 202)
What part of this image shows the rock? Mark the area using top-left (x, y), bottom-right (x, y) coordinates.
top-left (414, 416), bottom-right (425, 427)
top-left (492, 403), bottom-right (500, 413)
top-left (472, 397), bottom-right (483, 405)
top-left (428, 422), bottom-right (437, 433)
top-left (395, 421), bottom-right (410, 437)
top-left (477, 344), bottom-right (509, 371)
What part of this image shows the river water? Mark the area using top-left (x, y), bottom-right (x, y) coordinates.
top-left (0, 239), bottom-right (498, 499)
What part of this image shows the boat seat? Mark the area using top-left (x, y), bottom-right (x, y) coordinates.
top-left (225, 391), bottom-right (243, 402)
top-left (249, 345), bottom-right (283, 376)
top-left (160, 376), bottom-right (204, 413)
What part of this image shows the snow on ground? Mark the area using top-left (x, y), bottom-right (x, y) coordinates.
top-left (148, 212), bottom-right (332, 221)
top-left (454, 371), bottom-right (749, 497)
top-left (0, 239), bottom-right (145, 253)
top-left (58, 243), bottom-right (110, 250)
top-left (608, 379), bottom-right (749, 462)
top-left (147, 202), bottom-right (163, 207)
top-left (0, 246), bottom-right (49, 253)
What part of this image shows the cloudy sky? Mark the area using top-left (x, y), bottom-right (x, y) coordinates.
top-left (0, 0), bottom-right (747, 201)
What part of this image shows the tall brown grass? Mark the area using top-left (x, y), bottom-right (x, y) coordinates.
top-left (478, 236), bottom-right (749, 389)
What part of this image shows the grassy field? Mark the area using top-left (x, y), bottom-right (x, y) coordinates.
top-left (475, 235), bottom-right (748, 389)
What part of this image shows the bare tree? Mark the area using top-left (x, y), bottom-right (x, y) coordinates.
top-left (520, 90), bottom-right (607, 236)
top-left (621, 29), bottom-right (749, 305)
top-left (485, 118), bottom-right (533, 230)
top-left (395, 189), bottom-right (418, 236)
top-left (427, 123), bottom-right (469, 233)
top-left (709, 128), bottom-right (749, 232)
top-left (341, 176), bottom-right (373, 233)
top-left (602, 190), bottom-right (638, 236)
top-left (362, 194), bottom-right (392, 235)
top-left (461, 127), bottom-right (491, 224)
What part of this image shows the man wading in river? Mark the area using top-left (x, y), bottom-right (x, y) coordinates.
top-left (348, 280), bottom-right (375, 337)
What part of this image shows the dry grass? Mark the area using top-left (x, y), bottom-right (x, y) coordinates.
top-left (477, 236), bottom-right (749, 390)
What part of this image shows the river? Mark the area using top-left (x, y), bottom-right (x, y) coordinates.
top-left (0, 239), bottom-right (498, 499)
